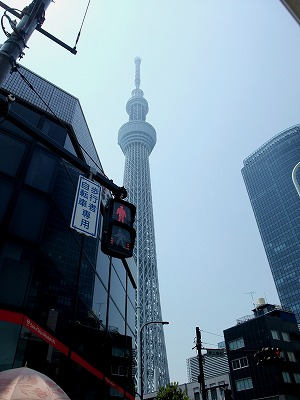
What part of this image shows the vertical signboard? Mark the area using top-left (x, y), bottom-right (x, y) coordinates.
top-left (70, 176), bottom-right (102, 238)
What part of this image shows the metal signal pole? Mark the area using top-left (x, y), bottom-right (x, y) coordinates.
top-left (196, 327), bottom-right (207, 400)
top-left (0, 0), bottom-right (52, 86)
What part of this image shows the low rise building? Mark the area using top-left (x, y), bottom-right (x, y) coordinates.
top-left (224, 299), bottom-right (300, 400)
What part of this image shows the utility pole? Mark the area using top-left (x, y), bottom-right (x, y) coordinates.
top-left (0, 0), bottom-right (52, 86)
top-left (196, 327), bottom-right (207, 400)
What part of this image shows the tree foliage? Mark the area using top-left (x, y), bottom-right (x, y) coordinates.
top-left (156, 382), bottom-right (190, 400)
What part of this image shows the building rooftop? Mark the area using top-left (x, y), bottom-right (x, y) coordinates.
top-left (236, 301), bottom-right (294, 325)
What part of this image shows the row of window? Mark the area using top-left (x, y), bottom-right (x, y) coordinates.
top-left (111, 365), bottom-right (129, 376)
top-left (271, 330), bottom-right (290, 341)
top-left (232, 357), bottom-right (248, 370)
top-left (236, 377), bottom-right (253, 391)
top-left (112, 346), bottom-right (131, 358)
top-left (283, 372), bottom-right (300, 384)
top-left (235, 373), bottom-right (300, 391)
top-left (229, 330), bottom-right (290, 352)
top-left (232, 351), bottom-right (297, 371)
top-left (228, 337), bottom-right (244, 350)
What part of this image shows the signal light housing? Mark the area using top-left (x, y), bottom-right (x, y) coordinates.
top-left (101, 198), bottom-right (136, 259)
top-left (254, 347), bottom-right (282, 365)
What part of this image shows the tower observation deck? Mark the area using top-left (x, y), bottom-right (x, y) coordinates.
top-left (118, 57), bottom-right (169, 394)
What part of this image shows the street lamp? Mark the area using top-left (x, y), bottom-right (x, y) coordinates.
top-left (139, 320), bottom-right (169, 400)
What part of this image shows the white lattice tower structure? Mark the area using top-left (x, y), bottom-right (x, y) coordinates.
top-left (118, 57), bottom-right (169, 394)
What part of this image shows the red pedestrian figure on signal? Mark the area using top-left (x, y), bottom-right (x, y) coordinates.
top-left (116, 205), bottom-right (126, 223)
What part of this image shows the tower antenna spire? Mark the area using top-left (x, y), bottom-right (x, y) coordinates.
top-left (134, 56), bottom-right (142, 89)
top-left (118, 58), bottom-right (169, 393)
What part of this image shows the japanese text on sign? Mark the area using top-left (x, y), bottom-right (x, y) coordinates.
top-left (70, 176), bottom-right (102, 238)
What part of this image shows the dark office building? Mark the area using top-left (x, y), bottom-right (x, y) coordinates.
top-left (242, 125), bottom-right (300, 321)
top-left (0, 66), bottom-right (136, 399)
top-left (224, 301), bottom-right (300, 400)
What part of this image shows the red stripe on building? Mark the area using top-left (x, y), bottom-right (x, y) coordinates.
top-left (104, 376), bottom-right (124, 394)
top-left (71, 352), bottom-right (104, 380)
top-left (0, 309), bottom-right (134, 400)
top-left (125, 392), bottom-right (135, 400)
top-left (71, 353), bottom-right (132, 399)
top-left (0, 309), bottom-right (23, 325)
top-left (23, 316), bottom-right (69, 356)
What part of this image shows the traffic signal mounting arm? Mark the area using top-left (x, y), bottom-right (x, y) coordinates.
top-left (0, 98), bottom-right (127, 199)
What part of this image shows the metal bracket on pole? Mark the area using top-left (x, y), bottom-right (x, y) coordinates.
top-left (292, 162), bottom-right (300, 197)
top-left (0, 1), bottom-right (77, 55)
top-left (88, 166), bottom-right (98, 180)
top-left (0, 0), bottom-right (53, 86)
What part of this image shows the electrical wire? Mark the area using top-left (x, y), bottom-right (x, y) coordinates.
top-left (74, 0), bottom-right (91, 50)
top-left (2, 8), bottom-right (26, 43)
top-left (201, 329), bottom-right (223, 337)
top-left (1, 4), bottom-right (101, 175)
top-left (202, 342), bottom-right (220, 347)
top-left (1, 8), bottom-right (22, 38)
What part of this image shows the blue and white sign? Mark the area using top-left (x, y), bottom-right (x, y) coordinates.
top-left (70, 176), bottom-right (102, 238)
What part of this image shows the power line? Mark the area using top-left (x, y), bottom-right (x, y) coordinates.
top-left (74, 0), bottom-right (91, 50)
top-left (201, 329), bottom-right (223, 337)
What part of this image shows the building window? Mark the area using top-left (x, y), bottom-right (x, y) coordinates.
top-left (271, 330), bottom-right (280, 340)
top-left (232, 357), bottom-right (248, 370)
top-left (25, 149), bottom-right (57, 193)
top-left (229, 337), bottom-right (245, 350)
top-left (9, 191), bottom-right (50, 242)
top-left (287, 352), bottom-right (296, 362)
top-left (282, 332), bottom-right (291, 342)
top-left (193, 388), bottom-right (200, 400)
top-left (282, 371), bottom-right (292, 383)
top-left (110, 388), bottom-right (123, 397)
top-left (236, 377), bottom-right (253, 391)
top-left (112, 346), bottom-right (130, 357)
top-left (210, 387), bottom-right (217, 400)
top-left (111, 365), bottom-right (128, 376)
top-left (294, 373), bottom-right (300, 384)
top-left (0, 132), bottom-right (27, 177)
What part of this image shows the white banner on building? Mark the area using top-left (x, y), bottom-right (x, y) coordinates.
top-left (70, 176), bottom-right (102, 238)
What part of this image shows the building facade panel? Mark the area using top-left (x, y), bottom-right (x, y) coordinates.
top-left (0, 67), bottom-right (137, 399)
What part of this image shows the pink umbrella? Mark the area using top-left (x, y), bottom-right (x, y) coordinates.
top-left (0, 367), bottom-right (70, 399)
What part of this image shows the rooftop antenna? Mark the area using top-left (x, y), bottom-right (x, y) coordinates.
top-left (244, 291), bottom-right (256, 308)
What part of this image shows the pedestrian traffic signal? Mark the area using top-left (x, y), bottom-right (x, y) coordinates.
top-left (101, 198), bottom-right (136, 258)
top-left (254, 347), bottom-right (282, 365)
top-left (272, 347), bottom-right (282, 359)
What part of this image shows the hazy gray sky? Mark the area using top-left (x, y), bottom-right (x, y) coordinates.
top-left (6, 0), bottom-right (300, 384)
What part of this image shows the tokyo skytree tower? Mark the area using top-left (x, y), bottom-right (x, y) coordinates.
top-left (118, 57), bottom-right (169, 394)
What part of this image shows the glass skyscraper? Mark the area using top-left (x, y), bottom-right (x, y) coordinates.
top-left (242, 125), bottom-right (300, 321)
top-left (0, 66), bottom-right (136, 399)
top-left (118, 58), bottom-right (169, 394)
